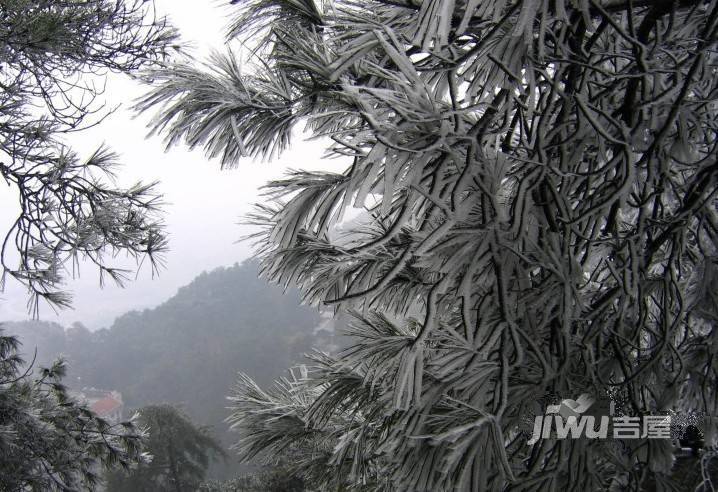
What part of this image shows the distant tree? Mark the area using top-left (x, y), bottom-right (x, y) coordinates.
top-left (0, 0), bottom-right (178, 315)
top-left (0, 330), bottom-right (147, 490)
top-left (200, 467), bottom-right (305, 492)
top-left (106, 404), bottom-right (226, 492)
top-left (140, 0), bottom-right (718, 490)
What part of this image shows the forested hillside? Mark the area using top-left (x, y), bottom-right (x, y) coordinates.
top-left (3, 261), bottom-right (332, 478)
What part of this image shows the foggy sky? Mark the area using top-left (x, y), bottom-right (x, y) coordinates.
top-left (0, 1), bottom-right (340, 329)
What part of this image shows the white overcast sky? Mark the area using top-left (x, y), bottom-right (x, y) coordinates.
top-left (0, 1), bottom-right (341, 329)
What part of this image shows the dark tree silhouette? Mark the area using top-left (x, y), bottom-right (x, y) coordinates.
top-left (106, 405), bottom-right (226, 492)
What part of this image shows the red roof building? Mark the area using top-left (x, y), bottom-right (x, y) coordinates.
top-left (72, 388), bottom-right (125, 424)
top-left (90, 396), bottom-right (123, 419)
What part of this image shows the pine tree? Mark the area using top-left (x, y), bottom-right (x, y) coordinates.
top-left (0, 0), bottom-right (178, 314)
top-left (0, 1), bottom-right (178, 488)
top-left (0, 331), bottom-right (148, 490)
top-left (140, 1), bottom-right (718, 490)
top-left (106, 405), bottom-right (226, 492)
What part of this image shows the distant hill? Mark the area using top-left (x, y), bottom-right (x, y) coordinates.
top-left (2, 260), bottom-right (334, 477)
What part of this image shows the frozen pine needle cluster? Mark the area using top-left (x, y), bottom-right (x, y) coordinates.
top-left (139, 0), bottom-right (718, 490)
